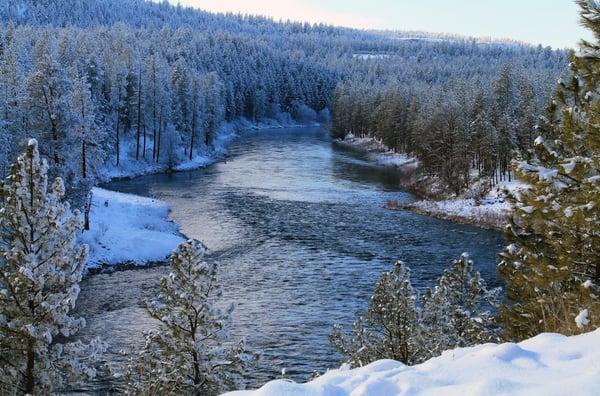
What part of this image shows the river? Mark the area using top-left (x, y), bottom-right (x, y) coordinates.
top-left (76, 126), bottom-right (504, 393)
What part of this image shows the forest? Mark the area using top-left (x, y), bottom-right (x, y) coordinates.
top-left (1, 0), bottom-right (599, 395)
top-left (0, 0), bottom-right (567, 209)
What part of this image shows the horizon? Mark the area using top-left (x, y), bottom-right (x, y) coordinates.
top-left (171, 0), bottom-right (590, 49)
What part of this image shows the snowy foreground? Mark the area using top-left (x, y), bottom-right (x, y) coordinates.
top-left (226, 329), bottom-right (600, 396)
top-left (81, 187), bottom-right (185, 269)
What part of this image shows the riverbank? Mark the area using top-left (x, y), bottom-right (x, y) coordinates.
top-left (227, 328), bottom-right (600, 396)
top-left (101, 115), bottom-right (320, 181)
top-left (387, 198), bottom-right (510, 230)
top-left (85, 117), bottom-right (321, 271)
top-left (334, 135), bottom-right (418, 169)
top-left (335, 135), bottom-right (519, 230)
top-left (80, 187), bottom-right (186, 271)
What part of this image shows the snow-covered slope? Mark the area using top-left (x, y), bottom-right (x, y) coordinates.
top-left (226, 329), bottom-right (600, 396)
top-left (81, 187), bottom-right (185, 269)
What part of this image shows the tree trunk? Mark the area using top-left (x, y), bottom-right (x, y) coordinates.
top-left (116, 115), bottom-right (120, 166)
top-left (84, 193), bottom-right (92, 231)
top-left (190, 104), bottom-right (196, 161)
top-left (25, 339), bottom-right (35, 394)
top-left (156, 110), bottom-right (162, 163)
top-left (136, 65), bottom-right (142, 161)
top-left (82, 140), bottom-right (87, 179)
top-left (152, 101), bottom-right (157, 161)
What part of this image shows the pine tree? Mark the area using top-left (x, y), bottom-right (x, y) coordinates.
top-left (500, 1), bottom-right (600, 339)
top-left (422, 254), bottom-right (501, 355)
top-left (26, 34), bottom-right (71, 172)
top-left (331, 255), bottom-right (499, 368)
top-left (0, 139), bottom-right (104, 394)
top-left (330, 262), bottom-right (423, 367)
top-left (123, 240), bottom-right (244, 395)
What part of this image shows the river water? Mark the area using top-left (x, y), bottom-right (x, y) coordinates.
top-left (76, 126), bottom-right (503, 392)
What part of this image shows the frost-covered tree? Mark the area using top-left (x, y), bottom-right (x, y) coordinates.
top-left (500, 0), bottom-right (600, 339)
top-left (68, 69), bottom-right (107, 229)
top-left (0, 139), bottom-right (104, 394)
top-left (330, 262), bottom-right (423, 366)
top-left (123, 240), bottom-right (244, 395)
top-left (25, 34), bottom-right (71, 171)
top-left (422, 254), bottom-right (501, 355)
top-left (331, 254), bottom-right (500, 368)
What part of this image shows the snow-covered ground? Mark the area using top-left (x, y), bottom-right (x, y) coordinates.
top-left (403, 179), bottom-right (527, 230)
top-left (80, 187), bottom-right (185, 270)
top-left (404, 198), bottom-right (510, 230)
top-left (226, 329), bottom-right (600, 396)
top-left (335, 135), bottom-right (418, 168)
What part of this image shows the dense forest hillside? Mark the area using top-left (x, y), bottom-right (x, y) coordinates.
top-left (0, 0), bottom-right (567, 209)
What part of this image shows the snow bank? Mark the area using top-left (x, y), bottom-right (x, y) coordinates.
top-left (335, 135), bottom-right (418, 168)
top-left (405, 198), bottom-right (510, 230)
top-left (101, 122), bottom-right (236, 180)
top-left (402, 179), bottom-right (527, 229)
top-left (81, 187), bottom-right (185, 269)
top-left (226, 329), bottom-right (600, 396)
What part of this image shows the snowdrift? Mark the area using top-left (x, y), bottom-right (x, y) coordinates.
top-left (81, 187), bottom-right (185, 269)
top-left (226, 329), bottom-right (600, 396)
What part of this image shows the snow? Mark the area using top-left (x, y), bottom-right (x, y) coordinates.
top-left (575, 310), bottom-right (590, 329)
top-left (335, 135), bottom-right (418, 168)
top-left (80, 187), bottom-right (185, 269)
top-left (353, 53), bottom-right (393, 60)
top-left (406, 198), bottom-right (511, 230)
top-left (100, 121), bottom-right (237, 180)
top-left (226, 329), bottom-right (600, 396)
top-left (402, 176), bottom-right (527, 229)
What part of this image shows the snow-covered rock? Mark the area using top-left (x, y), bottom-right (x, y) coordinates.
top-left (81, 187), bottom-right (185, 269)
top-left (226, 329), bottom-right (600, 396)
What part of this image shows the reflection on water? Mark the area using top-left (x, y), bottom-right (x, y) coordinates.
top-left (77, 126), bottom-right (504, 392)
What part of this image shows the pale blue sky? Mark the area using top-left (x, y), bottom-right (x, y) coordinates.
top-left (178, 0), bottom-right (589, 49)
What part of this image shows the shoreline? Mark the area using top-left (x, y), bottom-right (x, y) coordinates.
top-left (385, 199), bottom-right (508, 231)
top-left (84, 118), bottom-right (322, 273)
top-left (101, 117), bottom-right (321, 182)
top-left (336, 135), bottom-right (511, 231)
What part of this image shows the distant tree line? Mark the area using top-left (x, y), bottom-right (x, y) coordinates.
top-left (332, 63), bottom-right (562, 195)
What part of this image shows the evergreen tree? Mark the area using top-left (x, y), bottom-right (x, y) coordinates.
top-left (500, 0), bottom-right (600, 339)
top-left (330, 262), bottom-right (423, 367)
top-left (0, 139), bottom-right (104, 394)
top-left (26, 35), bottom-right (71, 171)
top-left (331, 254), bottom-right (499, 368)
top-left (422, 254), bottom-right (501, 355)
top-left (123, 240), bottom-right (244, 395)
